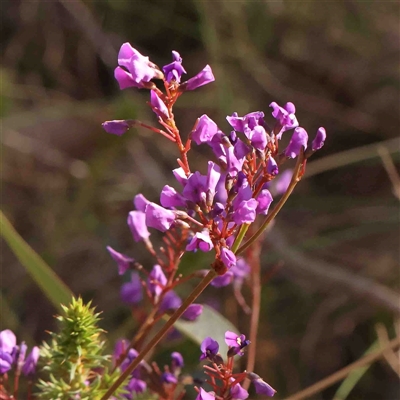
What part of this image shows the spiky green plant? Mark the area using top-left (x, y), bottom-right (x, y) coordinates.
top-left (37, 297), bottom-right (127, 400)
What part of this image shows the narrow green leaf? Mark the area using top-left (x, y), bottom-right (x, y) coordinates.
top-left (333, 341), bottom-right (378, 400)
top-left (1, 210), bottom-right (73, 311)
top-left (174, 304), bottom-right (238, 353)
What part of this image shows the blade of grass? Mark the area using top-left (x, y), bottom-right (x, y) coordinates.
top-left (1, 210), bottom-right (73, 311)
top-left (332, 341), bottom-right (378, 400)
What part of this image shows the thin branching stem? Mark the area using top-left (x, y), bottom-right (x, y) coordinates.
top-left (101, 270), bottom-right (217, 400)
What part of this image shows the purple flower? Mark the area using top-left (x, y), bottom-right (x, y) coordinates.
top-left (267, 156), bottom-right (279, 176)
top-left (114, 43), bottom-right (163, 90)
top-left (126, 377), bottom-right (147, 394)
top-left (145, 202), bottom-right (176, 232)
top-left (226, 111), bottom-right (265, 133)
top-left (182, 304), bottom-right (203, 321)
top-left (247, 125), bottom-right (268, 151)
top-left (256, 189), bottom-right (273, 215)
top-left (127, 211), bottom-right (150, 242)
top-left (284, 127), bottom-right (308, 158)
top-left (21, 346), bottom-right (39, 376)
top-left (171, 352), bottom-right (184, 369)
top-left (102, 120), bottom-right (132, 136)
top-left (162, 51), bottom-right (187, 83)
top-left (273, 169), bottom-right (292, 195)
top-left (133, 194), bottom-right (150, 212)
top-left (148, 264), bottom-right (167, 298)
top-left (269, 101), bottom-right (298, 139)
top-left (225, 331), bottom-right (250, 356)
top-left (16, 342), bottom-right (27, 373)
top-left (182, 162), bottom-right (220, 205)
top-left (173, 167), bottom-right (188, 186)
top-left (196, 388), bottom-right (216, 400)
top-left (231, 258), bottom-right (250, 282)
top-left (0, 330), bottom-right (16, 354)
top-left (120, 348), bottom-right (139, 372)
top-left (312, 127), bottom-right (326, 151)
top-left (120, 272), bottom-right (143, 305)
top-left (162, 372), bottom-right (178, 384)
top-left (113, 339), bottom-right (129, 364)
top-left (107, 246), bottom-right (134, 275)
top-left (160, 185), bottom-right (187, 208)
top-left (248, 373), bottom-right (276, 397)
top-left (184, 65), bottom-right (215, 91)
top-left (159, 291), bottom-right (182, 312)
top-left (233, 198), bottom-right (258, 225)
top-left (220, 248), bottom-right (236, 269)
top-left (200, 337), bottom-right (219, 361)
top-left (186, 230), bottom-right (214, 252)
top-left (0, 350), bottom-right (13, 374)
top-left (150, 90), bottom-right (169, 119)
top-left (231, 383), bottom-right (249, 400)
top-left (191, 115), bottom-right (219, 145)
top-left (211, 271), bottom-right (234, 287)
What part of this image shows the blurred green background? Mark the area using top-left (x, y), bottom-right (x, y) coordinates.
top-left (1, 1), bottom-right (399, 399)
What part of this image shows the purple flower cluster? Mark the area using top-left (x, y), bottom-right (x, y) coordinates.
top-left (197, 331), bottom-right (275, 398)
top-left (0, 329), bottom-right (39, 377)
top-left (103, 45), bottom-right (215, 135)
top-left (114, 339), bottom-right (185, 399)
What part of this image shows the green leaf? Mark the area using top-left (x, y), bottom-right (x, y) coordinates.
top-left (174, 304), bottom-right (238, 354)
top-left (0, 210), bottom-right (73, 311)
top-left (333, 341), bottom-right (378, 400)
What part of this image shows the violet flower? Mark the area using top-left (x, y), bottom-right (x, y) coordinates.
top-left (127, 211), bottom-right (150, 242)
top-left (162, 51), bottom-right (187, 83)
top-left (145, 202), bottom-right (176, 232)
top-left (230, 383), bottom-right (249, 400)
top-left (0, 351), bottom-right (13, 374)
top-left (183, 65), bottom-right (215, 91)
top-left (182, 304), bottom-right (203, 321)
top-left (162, 372), bottom-right (178, 384)
top-left (160, 185), bottom-right (187, 208)
top-left (247, 125), bottom-right (268, 151)
top-left (21, 346), bottom-right (39, 376)
top-left (211, 271), bottom-right (234, 287)
top-left (270, 101), bottom-right (298, 139)
top-left (199, 337), bottom-right (219, 361)
top-left (186, 230), bottom-right (214, 252)
top-left (230, 258), bottom-right (250, 284)
top-left (126, 376), bottom-right (147, 394)
top-left (102, 120), bottom-right (132, 136)
top-left (312, 127), bottom-right (326, 151)
top-left (159, 291), bottom-right (182, 312)
top-left (191, 115), bottom-right (219, 145)
top-left (0, 330), bottom-right (16, 354)
top-left (273, 169), bottom-right (292, 195)
top-left (120, 272), bottom-right (143, 305)
top-left (248, 372), bottom-right (276, 397)
top-left (114, 42), bottom-right (163, 90)
top-left (150, 90), bottom-right (169, 119)
top-left (107, 246), bottom-right (134, 275)
top-left (171, 352), bottom-right (184, 369)
top-left (196, 388), bottom-right (216, 400)
top-left (148, 264), bottom-right (167, 298)
top-left (133, 193), bottom-right (150, 212)
top-left (226, 111), bottom-right (265, 133)
top-left (220, 248), bottom-right (236, 269)
top-left (267, 156), bottom-right (279, 176)
top-left (233, 198), bottom-right (258, 225)
top-left (256, 189), bottom-right (273, 215)
top-left (225, 331), bottom-right (250, 356)
top-left (284, 127), bottom-right (308, 158)
top-left (173, 167), bottom-right (189, 187)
